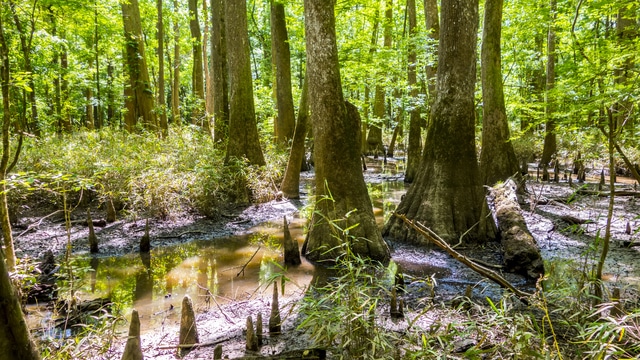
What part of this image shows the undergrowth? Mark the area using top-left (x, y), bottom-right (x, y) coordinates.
top-left (10, 126), bottom-right (286, 220)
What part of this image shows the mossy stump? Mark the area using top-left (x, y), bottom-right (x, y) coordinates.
top-left (269, 283), bottom-right (281, 335)
top-left (88, 209), bottom-right (99, 253)
top-left (121, 310), bottom-right (143, 360)
top-left (140, 219), bottom-right (151, 253)
top-left (178, 295), bottom-right (199, 356)
top-left (283, 217), bottom-right (301, 266)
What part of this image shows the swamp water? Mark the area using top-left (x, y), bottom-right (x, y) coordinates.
top-left (28, 179), bottom-right (409, 336)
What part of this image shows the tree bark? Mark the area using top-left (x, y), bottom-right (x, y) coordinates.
top-left (366, 0), bottom-right (392, 156)
top-left (423, 0), bottom-right (439, 103)
top-left (384, 0), bottom-right (496, 244)
top-left (9, 0), bottom-right (40, 137)
top-left (280, 76), bottom-right (308, 199)
top-left (224, 0), bottom-right (265, 166)
top-left (157, 0), bottom-right (169, 137)
top-left (270, 0), bottom-right (295, 144)
top-left (211, 0), bottom-right (229, 142)
top-left (85, 87), bottom-right (95, 130)
top-left (302, 0), bottom-right (390, 263)
top-left (479, 0), bottom-right (519, 186)
top-left (404, 0), bottom-right (422, 183)
top-left (540, 0), bottom-right (556, 166)
top-left (122, 0), bottom-right (158, 130)
top-left (0, 14), bottom-right (41, 359)
top-left (172, 0), bottom-right (181, 125)
top-left (189, 0), bottom-right (207, 130)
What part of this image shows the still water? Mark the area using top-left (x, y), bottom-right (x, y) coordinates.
top-left (29, 179), bottom-right (408, 335)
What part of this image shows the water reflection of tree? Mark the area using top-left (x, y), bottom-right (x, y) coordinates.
top-left (134, 252), bottom-right (153, 305)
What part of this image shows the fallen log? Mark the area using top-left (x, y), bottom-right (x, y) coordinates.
top-left (491, 179), bottom-right (544, 279)
top-left (394, 213), bottom-right (533, 303)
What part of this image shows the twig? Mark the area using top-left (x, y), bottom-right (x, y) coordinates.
top-left (156, 335), bottom-right (235, 350)
top-left (395, 213), bottom-right (533, 303)
top-left (196, 283), bottom-right (236, 325)
top-left (237, 246), bottom-right (261, 277)
top-left (16, 210), bottom-right (63, 238)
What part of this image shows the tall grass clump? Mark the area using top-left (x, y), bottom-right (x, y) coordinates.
top-left (13, 126), bottom-right (284, 219)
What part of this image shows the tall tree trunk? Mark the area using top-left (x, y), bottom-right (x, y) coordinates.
top-left (540, 0), bottom-right (556, 166)
top-left (404, 0), bottom-right (422, 183)
top-left (94, 0), bottom-right (102, 129)
top-left (280, 76), bottom-right (309, 199)
top-left (50, 7), bottom-right (62, 135)
top-left (270, 0), bottom-right (295, 144)
top-left (189, 0), bottom-right (207, 130)
top-left (122, 0), bottom-right (158, 130)
top-left (224, 0), bottom-right (265, 166)
top-left (613, 4), bottom-right (637, 130)
top-left (9, 1), bottom-right (39, 137)
top-left (423, 0), bottom-right (439, 104)
top-left (302, 0), bottom-right (390, 263)
top-left (85, 87), bottom-right (95, 130)
top-left (203, 0), bottom-right (213, 119)
top-left (107, 62), bottom-right (114, 124)
top-left (171, 0), bottom-right (181, 125)
top-left (384, 0), bottom-right (496, 244)
top-left (60, 42), bottom-right (72, 132)
top-left (366, 0), bottom-right (392, 157)
top-left (0, 12), bottom-right (16, 272)
top-left (479, 0), bottom-right (519, 186)
top-left (157, 0), bottom-right (169, 137)
top-left (211, 0), bottom-right (229, 142)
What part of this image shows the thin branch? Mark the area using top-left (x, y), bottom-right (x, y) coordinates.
top-left (237, 246), bottom-right (261, 277)
top-left (394, 213), bottom-right (533, 303)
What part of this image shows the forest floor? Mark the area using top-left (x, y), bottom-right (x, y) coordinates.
top-left (15, 160), bottom-right (640, 359)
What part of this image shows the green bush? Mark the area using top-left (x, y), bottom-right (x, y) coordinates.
top-left (12, 126), bottom-right (283, 219)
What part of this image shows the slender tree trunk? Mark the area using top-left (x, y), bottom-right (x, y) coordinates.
top-left (270, 0), bottom-right (295, 144)
top-left (9, 1), bottom-right (39, 137)
top-left (280, 76), bottom-right (308, 199)
top-left (94, 1), bottom-right (102, 129)
top-left (107, 62), bottom-right (114, 124)
top-left (189, 0), bottom-right (207, 130)
top-left (211, 0), bottom-right (229, 142)
top-left (0, 12), bottom-right (16, 272)
top-left (50, 7), bottom-right (62, 135)
top-left (423, 0), bottom-right (439, 104)
top-left (60, 42), bottom-right (72, 132)
top-left (302, 0), bottom-right (390, 263)
top-left (85, 87), bottom-right (95, 130)
top-left (203, 0), bottom-right (213, 120)
top-left (540, 0), bottom-right (556, 166)
top-left (384, 0), bottom-right (496, 245)
top-left (157, 0), bottom-right (169, 137)
top-left (170, 0), bottom-right (180, 125)
top-left (479, 0), bottom-right (519, 186)
top-left (122, 0), bottom-right (158, 130)
top-left (404, 0), bottom-right (422, 183)
top-left (613, 4), bottom-right (637, 130)
top-left (366, 1), bottom-right (390, 156)
top-left (224, 0), bottom-right (265, 166)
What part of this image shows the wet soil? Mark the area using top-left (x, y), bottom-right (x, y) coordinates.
top-left (16, 159), bottom-right (640, 359)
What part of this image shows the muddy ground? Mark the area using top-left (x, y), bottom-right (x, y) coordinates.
top-left (15, 163), bottom-right (640, 359)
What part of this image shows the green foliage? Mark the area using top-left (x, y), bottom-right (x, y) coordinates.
top-left (13, 126), bottom-right (281, 219)
top-left (297, 208), bottom-right (396, 359)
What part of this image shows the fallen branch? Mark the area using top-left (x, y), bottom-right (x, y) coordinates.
top-left (577, 189), bottom-right (640, 197)
top-left (156, 230), bottom-right (207, 239)
top-left (17, 210), bottom-right (63, 238)
top-left (394, 213), bottom-right (533, 303)
top-left (196, 283), bottom-right (236, 325)
top-left (237, 246), bottom-right (261, 277)
top-left (156, 335), bottom-right (234, 350)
